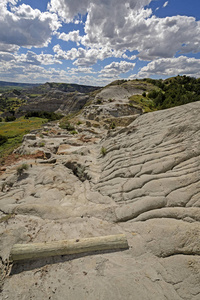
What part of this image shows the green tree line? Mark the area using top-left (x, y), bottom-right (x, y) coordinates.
top-left (146, 76), bottom-right (200, 109)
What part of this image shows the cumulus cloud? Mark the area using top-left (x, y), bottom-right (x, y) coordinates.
top-left (122, 54), bottom-right (137, 60)
top-left (48, 0), bottom-right (152, 22)
top-left (137, 16), bottom-right (200, 60)
top-left (0, 2), bottom-right (61, 50)
top-left (17, 51), bottom-right (62, 65)
top-left (0, 52), bottom-right (14, 62)
top-left (53, 44), bottom-right (123, 67)
top-left (0, 63), bottom-right (64, 83)
top-left (0, 50), bottom-right (68, 83)
top-left (0, 43), bottom-right (19, 53)
top-left (58, 30), bottom-right (81, 44)
top-left (0, 60), bottom-right (106, 86)
top-left (137, 56), bottom-right (200, 78)
top-left (0, 50), bottom-right (61, 65)
top-left (49, 0), bottom-right (200, 62)
top-left (100, 61), bottom-right (136, 78)
top-left (68, 67), bottom-right (95, 74)
top-left (84, 6), bottom-right (200, 60)
top-left (1, 0), bottom-right (200, 84)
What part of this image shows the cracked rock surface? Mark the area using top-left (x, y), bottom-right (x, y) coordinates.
top-left (0, 101), bottom-right (200, 300)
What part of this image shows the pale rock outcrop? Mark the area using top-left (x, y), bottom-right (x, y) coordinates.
top-left (0, 101), bottom-right (200, 300)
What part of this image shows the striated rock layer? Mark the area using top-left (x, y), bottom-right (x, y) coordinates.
top-left (0, 101), bottom-right (200, 300)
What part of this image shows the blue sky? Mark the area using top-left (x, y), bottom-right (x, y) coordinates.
top-left (0, 0), bottom-right (200, 86)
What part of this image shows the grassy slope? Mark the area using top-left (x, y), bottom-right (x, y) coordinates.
top-left (105, 76), bottom-right (200, 112)
top-left (129, 94), bottom-right (156, 113)
top-left (105, 79), bottom-right (159, 113)
top-left (0, 117), bottom-right (47, 163)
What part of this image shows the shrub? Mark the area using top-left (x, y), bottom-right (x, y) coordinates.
top-left (62, 121), bottom-right (75, 131)
top-left (5, 116), bottom-right (16, 122)
top-left (24, 111), bottom-right (63, 121)
top-left (16, 163), bottom-right (29, 176)
top-left (96, 99), bottom-right (102, 104)
top-left (100, 146), bottom-right (107, 156)
top-left (0, 135), bottom-right (8, 146)
top-left (110, 122), bottom-right (116, 129)
top-left (13, 89), bottom-right (21, 96)
top-left (70, 130), bottom-right (78, 135)
top-left (148, 89), bottom-right (159, 99)
top-left (142, 92), bottom-right (146, 97)
top-left (39, 141), bottom-right (45, 147)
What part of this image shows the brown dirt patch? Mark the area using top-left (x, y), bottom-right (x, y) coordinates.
top-left (0, 151), bottom-right (45, 175)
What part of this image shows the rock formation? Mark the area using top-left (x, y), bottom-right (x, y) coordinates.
top-left (0, 98), bottom-right (200, 299)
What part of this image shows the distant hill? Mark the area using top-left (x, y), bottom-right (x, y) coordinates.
top-left (1, 76), bottom-right (200, 118)
top-left (0, 81), bottom-right (101, 94)
top-left (0, 81), bottom-right (102, 117)
top-left (29, 82), bottom-right (101, 94)
top-left (0, 81), bottom-right (40, 91)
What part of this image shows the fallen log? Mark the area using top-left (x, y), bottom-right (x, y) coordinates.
top-left (10, 234), bottom-right (128, 262)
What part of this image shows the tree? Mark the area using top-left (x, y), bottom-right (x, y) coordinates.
top-left (0, 135), bottom-right (8, 146)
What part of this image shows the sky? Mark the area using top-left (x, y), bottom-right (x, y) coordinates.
top-left (0, 0), bottom-right (200, 86)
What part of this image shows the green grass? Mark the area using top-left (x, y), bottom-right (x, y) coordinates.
top-left (0, 117), bottom-right (47, 162)
top-left (129, 95), bottom-right (156, 112)
top-left (0, 213), bottom-right (15, 223)
top-left (100, 146), bottom-right (107, 156)
top-left (0, 86), bottom-right (24, 93)
top-left (16, 163), bottom-right (29, 176)
top-left (70, 130), bottom-right (78, 135)
top-left (59, 120), bottom-right (75, 131)
top-left (28, 94), bottom-right (40, 98)
top-left (0, 96), bottom-right (26, 113)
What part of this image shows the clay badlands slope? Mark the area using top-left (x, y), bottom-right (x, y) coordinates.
top-left (0, 95), bottom-right (200, 299)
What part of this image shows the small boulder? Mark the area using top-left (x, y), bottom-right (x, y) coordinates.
top-left (23, 134), bottom-right (36, 141)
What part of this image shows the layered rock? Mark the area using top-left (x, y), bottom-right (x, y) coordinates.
top-left (19, 91), bottom-right (90, 115)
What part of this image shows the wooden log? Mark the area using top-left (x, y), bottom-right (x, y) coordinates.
top-left (10, 234), bottom-right (128, 262)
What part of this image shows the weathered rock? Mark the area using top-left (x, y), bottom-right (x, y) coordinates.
top-left (0, 101), bottom-right (200, 300)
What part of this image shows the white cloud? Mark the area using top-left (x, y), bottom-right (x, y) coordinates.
top-left (0, 64), bottom-right (64, 83)
top-left (53, 44), bottom-right (124, 67)
top-left (58, 30), bottom-right (81, 44)
top-left (84, 7), bottom-right (200, 60)
top-left (0, 2), bottom-right (61, 50)
top-left (48, 0), bottom-right (90, 22)
top-left (0, 43), bottom-right (19, 53)
top-left (1, 0), bottom-right (200, 84)
top-left (137, 56), bottom-right (200, 78)
top-left (68, 67), bottom-right (95, 74)
top-left (0, 52), bottom-right (14, 62)
top-left (48, 0), bottom-right (152, 22)
top-left (137, 16), bottom-right (200, 60)
top-left (122, 54), bottom-right (137, 60)
top-left (17, 51), bottom-right (62, 65)
top-left (0, 60), bottom-right (107, 86)
top-left (0, 50), bottom-right (61, 65)
top-left (100, 61), bottom-right (136, 78)
top-left (163, 1), bottom-right (169, 8)
top-left (1, 0), bottom-right (18, 5)
top-left (49, 0), bottom-right (200, 63)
